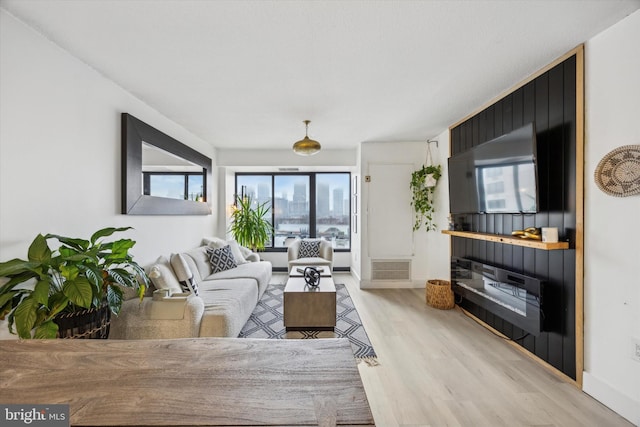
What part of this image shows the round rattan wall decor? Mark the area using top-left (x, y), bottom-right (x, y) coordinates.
top-left (594, 144), bottom-right (640, 197)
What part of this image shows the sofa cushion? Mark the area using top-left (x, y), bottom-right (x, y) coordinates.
top-left (204, 261), bottom-right (272, 301)
top-left (147, 256), bottom-right (182, 294)
top-left (298, 240), bottom-right (321, 258)
top-left (197, 278), bottom-right (259, 337)
top-left (207, 245), bottom-right (238, 273)
top-left (181, 247), bottom-right (212, 283)
top-left (170, 253), bottom-right (199, 296)
top-left (227, 240), bottom-right (248, 264)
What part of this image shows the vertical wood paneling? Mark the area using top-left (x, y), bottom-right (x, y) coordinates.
top-left (463, 120), bottom-right (472, 151)
top-left (472, 115), bottom-right (480, 148)
top-left (448, 53), bottom-right (579, 380)
top-left (512, 88), bottom-right (524, 128)
top-left (451, 127), bottom-right (461, 155)
top-left (478, 110), bottom-right (487, 145)
top-left (546, 62), bottom-right (566, 371)
top-left (486, 106), bottom-right (495, 142)
top-left (494, 100), bottom-right (503, 138)
top-left (502, 94), bottom-right (513, 134)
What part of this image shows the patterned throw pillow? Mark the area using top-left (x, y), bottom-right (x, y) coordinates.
top-left (170, 253), bottom-right (199, 296)
top-left (206, 245), bottom-right (238, 273)
top-left (298, 240), bottom-right (321, 258)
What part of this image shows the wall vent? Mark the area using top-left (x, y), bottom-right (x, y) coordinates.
top-left (371, 259), bottom-right (411, 281)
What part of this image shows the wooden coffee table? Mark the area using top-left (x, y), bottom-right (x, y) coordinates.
top-left (283, 273), bottom-right (337, 331)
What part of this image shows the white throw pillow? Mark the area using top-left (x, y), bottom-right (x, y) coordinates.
top-left (226, 240), bottom-right (248, 264)
top-left (147, 256), bottom-right (182, 294)
top-left (203, 236), bottom-right (227, 249)
top-left (238, 245), bottom-right (254, 262)
top-left (170, 253), bottom-right (199, 296)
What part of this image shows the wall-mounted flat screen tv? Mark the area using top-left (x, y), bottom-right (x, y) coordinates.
top-left (448, 122), bottom-right (538, 214)
top-left (448, 149), bottom-right (479, 214)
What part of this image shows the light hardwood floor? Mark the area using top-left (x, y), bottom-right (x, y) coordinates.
top-left (274, 273), bottom-right (631, 427)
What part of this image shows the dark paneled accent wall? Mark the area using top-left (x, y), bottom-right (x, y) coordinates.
top-left (450, 55), bottom-right (577, 379)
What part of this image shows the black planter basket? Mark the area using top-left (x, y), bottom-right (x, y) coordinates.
top-left (54, 304), bottom-right (111, 339)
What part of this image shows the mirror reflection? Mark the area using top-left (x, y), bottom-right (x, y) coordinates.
top-left (142, 142), bottom-right (205, 201)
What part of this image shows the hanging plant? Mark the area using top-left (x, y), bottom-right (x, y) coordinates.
top-left (410, 164), bottom-right (442, 232)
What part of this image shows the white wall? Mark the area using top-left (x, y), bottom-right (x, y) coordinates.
top-left (0, 10), bottom-right (217, 337)
top-left (583, 10), bottom-right (640, 425)
top-left (359, 132), bottom-right (450, 288)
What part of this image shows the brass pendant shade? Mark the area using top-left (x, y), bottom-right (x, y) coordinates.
top-left (293, 120), bottom-right (321, 156)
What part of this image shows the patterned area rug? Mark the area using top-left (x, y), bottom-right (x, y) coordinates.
top-left (239, 283), bottom-right (378, 364)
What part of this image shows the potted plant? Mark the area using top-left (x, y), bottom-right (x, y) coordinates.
top-left (0, 227), bottom-right (148, 339)
top-left (229, 195), bottom-right (273, 251)
top-left (410, 164), bottom-right (442, 232)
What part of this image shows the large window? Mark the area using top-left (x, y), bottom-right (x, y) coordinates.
top-left (236, 173), bottom-right (351, 250)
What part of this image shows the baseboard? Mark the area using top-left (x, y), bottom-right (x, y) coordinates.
top-left (583, 371), bottom-right (640, 426)
top-left (350, 269), bottom-right (361, 283)
top-left (360, 279), bottom-right (424, 289)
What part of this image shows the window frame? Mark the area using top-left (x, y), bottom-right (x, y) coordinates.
top-left (235, 172), bottom-right (351, 252)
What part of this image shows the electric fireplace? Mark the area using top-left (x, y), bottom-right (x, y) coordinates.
top-left (451, 257), bottom-right (544, 335)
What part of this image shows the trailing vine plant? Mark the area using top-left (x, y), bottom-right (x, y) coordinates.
top-left (410, 164), bottom-right (442, 232)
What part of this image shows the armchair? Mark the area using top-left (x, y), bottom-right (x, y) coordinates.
top-left (287, 238), bottom-right (334, 272)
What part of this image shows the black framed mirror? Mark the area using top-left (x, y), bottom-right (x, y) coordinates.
top-left (121, 113), bottom-right (212, 215)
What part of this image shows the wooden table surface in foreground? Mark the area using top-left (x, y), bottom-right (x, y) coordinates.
top-left (0, 338), bottom-right (374, 426)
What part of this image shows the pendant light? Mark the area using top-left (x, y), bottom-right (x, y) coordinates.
top-left (292, 120), bottom-right (321, 156)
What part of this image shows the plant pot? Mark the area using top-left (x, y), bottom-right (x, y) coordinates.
top-left (54, 304), bottom-right (111, 339)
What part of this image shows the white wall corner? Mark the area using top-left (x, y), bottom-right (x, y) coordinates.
top-left (583, 372), bottom-right (640, 426)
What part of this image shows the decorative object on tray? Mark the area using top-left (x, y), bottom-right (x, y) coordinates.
top-left (303, 267), bottom-right (321, 288)
top-left (410, 139), bottom-right (442, 232)
top-left (511, 227), bottom-right (542, 240)
top-left (426, 279), bottom-right (455, 310)
top-left (541, 227), bottom-right (559, 243)
top-left (239, 283), bottom-right (378, 365)
top-left (594, 144), bottom-right (640, 197)
top-left (0, 227), bottom-right (148, 339)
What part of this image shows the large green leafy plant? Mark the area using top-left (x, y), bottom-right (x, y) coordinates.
top-left (229, 195), bottom-right (273, 251)
top-left (0, 227), bottom-right (148, 339)
top-left (410, 164), bottom-right (442, 232)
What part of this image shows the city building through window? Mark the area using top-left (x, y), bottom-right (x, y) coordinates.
top-left (235, 173), bottom-right (351, 250)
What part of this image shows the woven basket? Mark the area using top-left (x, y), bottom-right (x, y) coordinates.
top-left (54, 304), bottom-right (111, 339)
top-left (425, 279), bottom-right (455, 310)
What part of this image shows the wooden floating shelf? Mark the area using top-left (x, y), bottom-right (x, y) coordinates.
top-left (442, 230), bottom-right (570, 250)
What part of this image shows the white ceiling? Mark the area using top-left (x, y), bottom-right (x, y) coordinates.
top-left (2, 0), bottom-right (639, 151)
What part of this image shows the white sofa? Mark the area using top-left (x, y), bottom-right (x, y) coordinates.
top-left (110, 238), bottom-right (272, 339)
